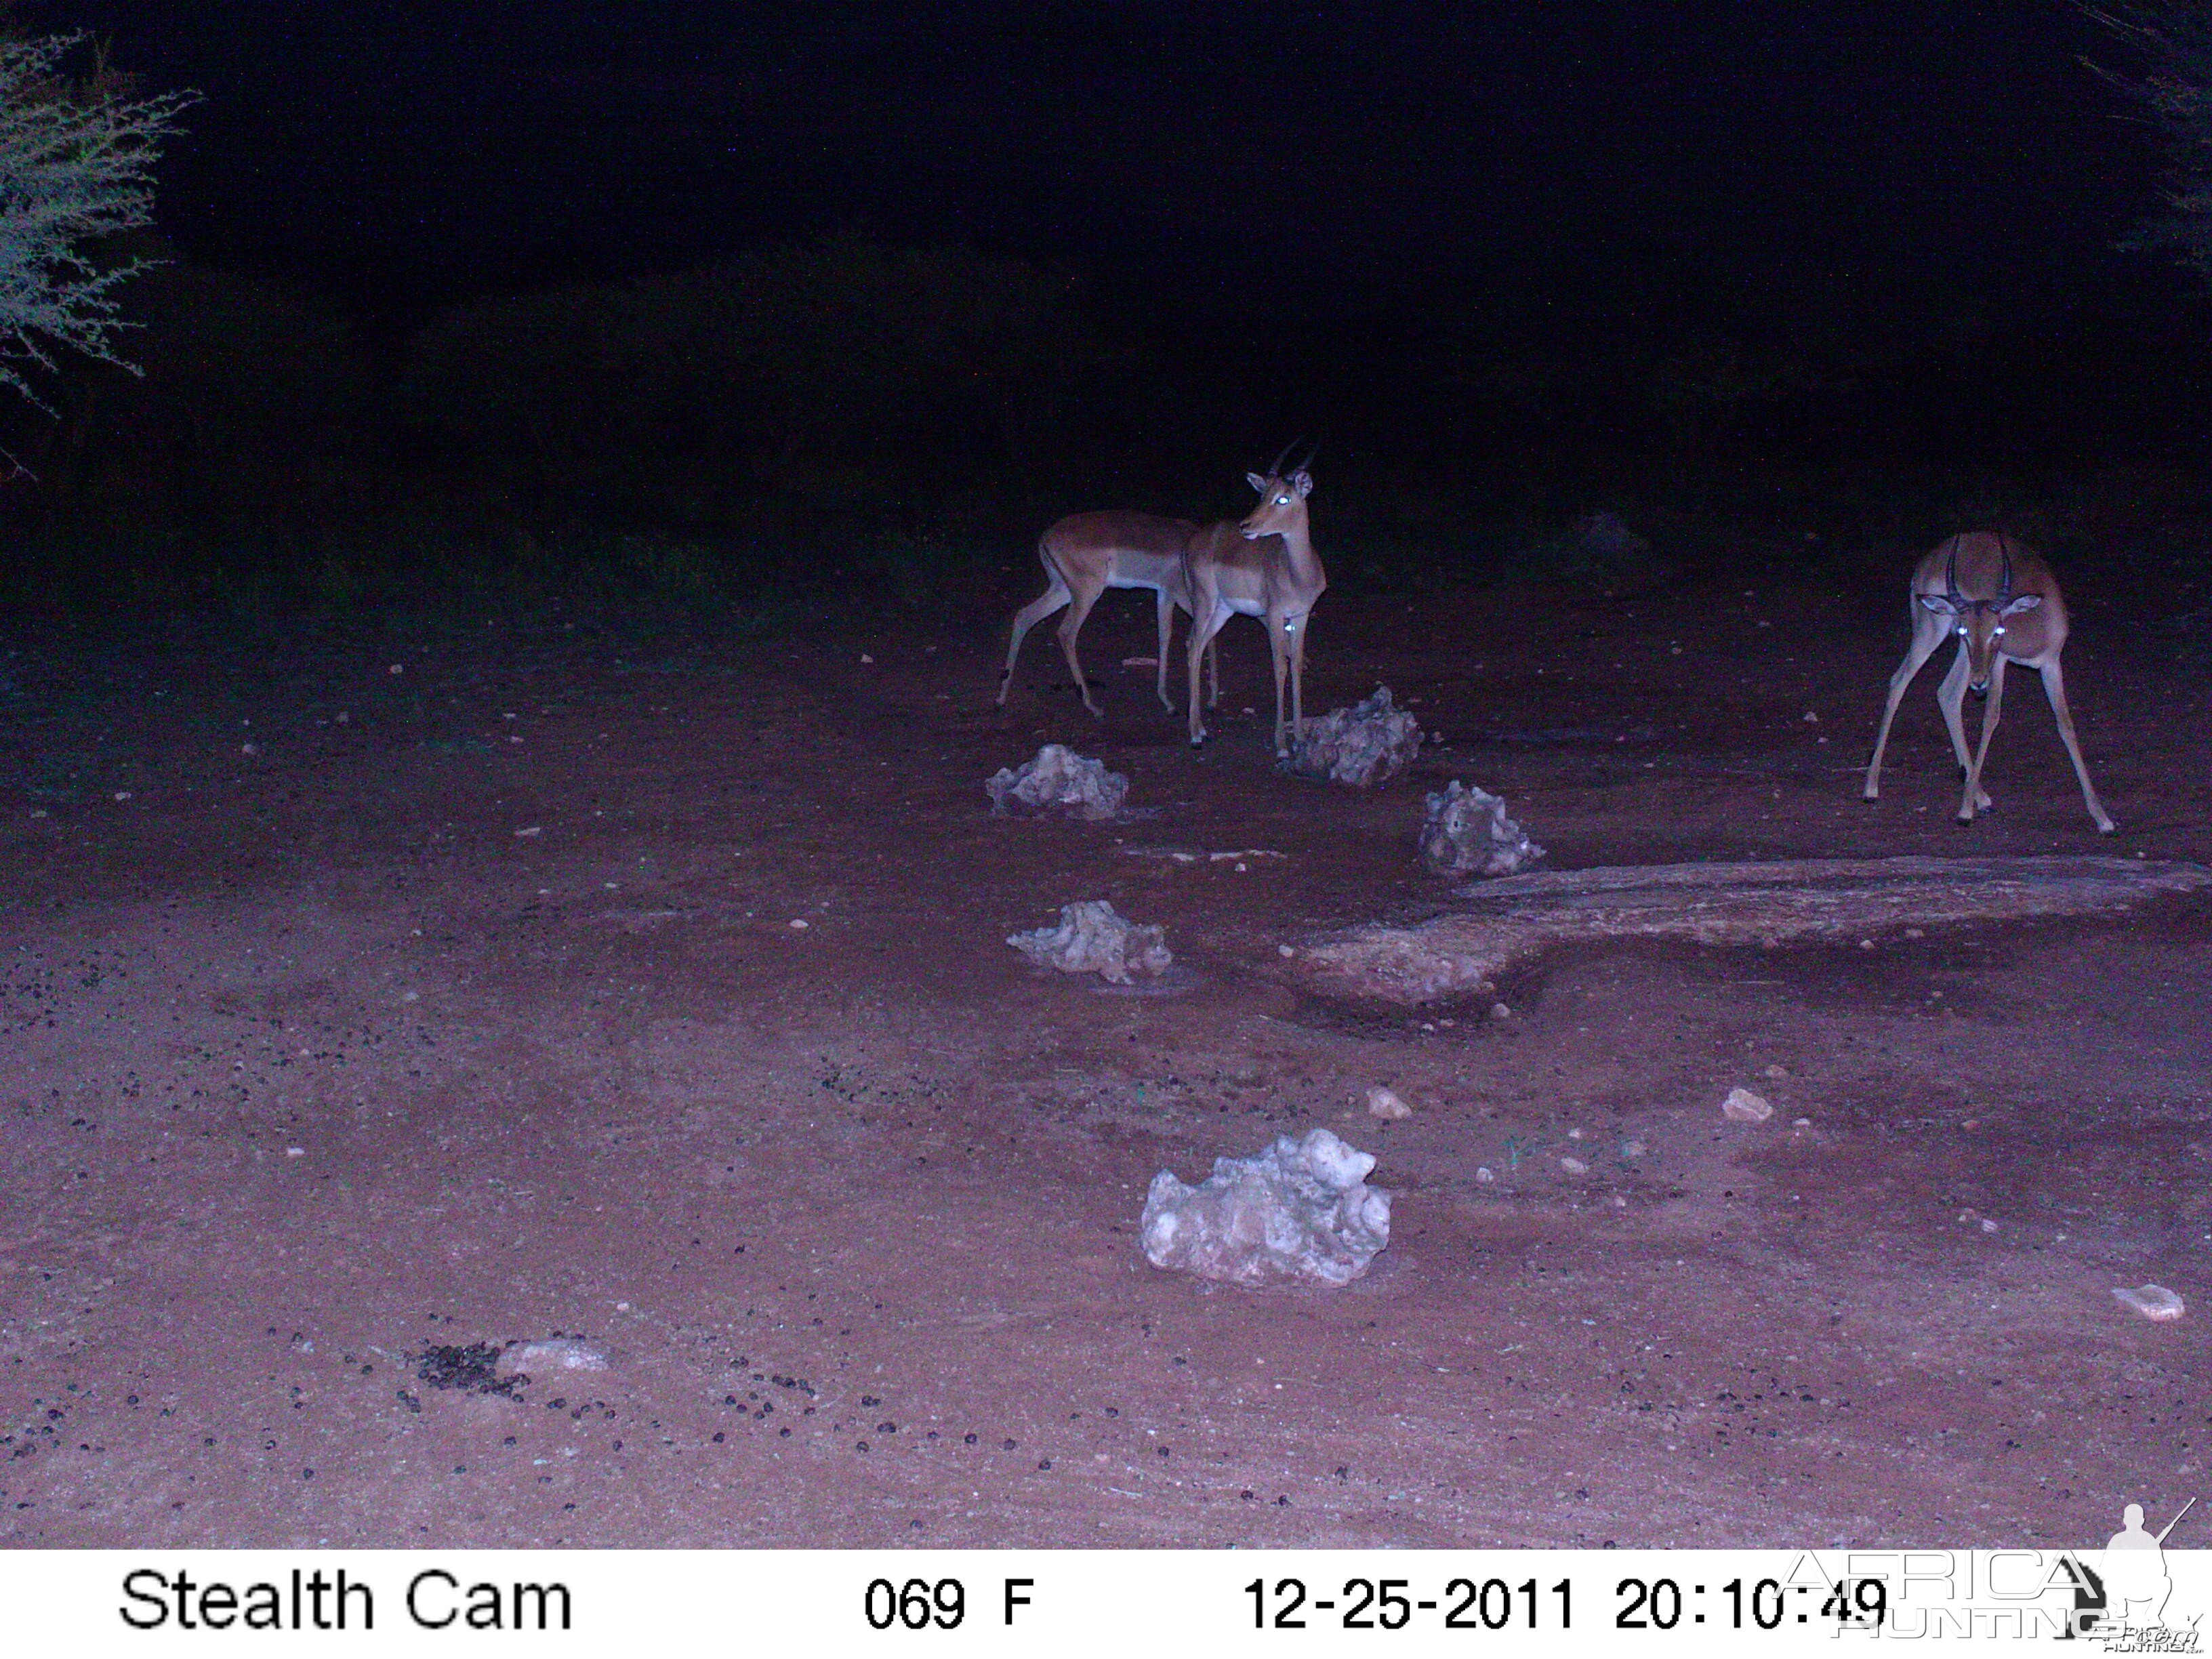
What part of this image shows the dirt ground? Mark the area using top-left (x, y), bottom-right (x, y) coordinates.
top-left (2, 571), bottom-right (2207, 1549)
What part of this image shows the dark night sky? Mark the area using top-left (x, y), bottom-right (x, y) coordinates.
top-left (37, 2), bottom-right (2167, 322)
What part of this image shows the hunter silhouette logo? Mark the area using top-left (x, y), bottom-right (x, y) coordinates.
top-left (2065, 1496), bottom-right (2200, 1646)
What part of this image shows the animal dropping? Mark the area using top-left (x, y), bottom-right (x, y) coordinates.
top-left (1007, 901), bottom-right (1170, 985)
top-left (1141, 1128), bottom-right (1392, 1287)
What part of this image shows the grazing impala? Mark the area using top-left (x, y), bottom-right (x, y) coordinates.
top-left (998, 512), bottom-right (1221, 716)
top-left (1862, 531), bottom-right (2114, 832)
top-left (1183, 449), bottom-right (1328, 756)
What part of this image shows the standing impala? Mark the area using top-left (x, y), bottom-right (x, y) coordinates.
top-left (1862, 531), bottom-right (2114, 832)
top-left (998, 512), bottom-right (1221, 716)
top-left (1183, 450), bottom-right (1327, 756)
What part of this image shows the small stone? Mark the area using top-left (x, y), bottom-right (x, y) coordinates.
top-left (285, 1147), bottom-right (305, 1158)
top-left (1366, 1087), bottom-right (1412, 1121)
top-left (514, 825), bottom-right (541, 838)
top-left (788, 918), bottom-right (810, 930)
top-left (1722, 1086), bottom-right (1774, 1123)
top-left (1803, 710), bottom-right (1819, 723)
top-left (1622, 1139), bottom-right (1645, 1158)
top-left (861, 653), bottom-right (874, 664)
top-left (1980, 1218), bottom-right (1998, 1233)
top-left (1277, 944), bottom-right (1296, 958)
top-left (1490, 1002), bottom-right (1511, 1021)
top-left (2112, 1284), bottom-right (2186, 1324)
top-left (1763, 1064), bottom-right (1787, 1080)
top-left (241, 742), bottom-right (259, 756)
top-left (1793, 1118), bottom-right (1811, 1128)
top-left (1559, 1156), bottom-right (1589, 1176)
top-left (1475, 1166), bottom-right (1495, 1183)
top-left (497, 1338), bottom-right (611, 1378)
top-left (1858, 939), bottom-right (1875, 950)
top-left (112, 790), bottom-right (132, 802)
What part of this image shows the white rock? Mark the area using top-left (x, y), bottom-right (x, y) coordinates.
top-left (1420, 780), bottom-right (1545, 878)
top-left (1008, 901), bottom-right (1170, 985)
top-left (1559, 1155), bottom-right (1589, 1175)
top-left (1366, 1086), bottom-right (1412, 1121)
top-left (1722, 1086), bottom-right (1774, 1123)
top-left (1141, 1128), bottom-right (1392, 1287)
top-left (2113, 1284), bottom-right (2186, 1323)
top-left (1475, 1166), bottom-right (1495, 1183)
top-left (986, 744), bottom-right (1128, 820)
top-left (1286, 687), bottom-right (1423, 788)
top-left (497, 1338), bottom-right (611, 1378)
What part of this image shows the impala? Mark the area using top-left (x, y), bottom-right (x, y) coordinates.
top-left (1862, 531), bottom-right (2114, 832)
top-left (998, 511), bottom-right (1221, 716)
top-left (1183, 448), bottom-right (1327, 756)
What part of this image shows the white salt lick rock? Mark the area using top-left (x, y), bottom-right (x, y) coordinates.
top-left (1141, 1127), bottom-right (1393, 1288)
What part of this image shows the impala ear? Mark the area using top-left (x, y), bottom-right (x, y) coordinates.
top-left (1247, 472), bottom-right (1267, 495)
top-left (1918, 593), bottom-right (1958, 615)
top-left (2001, 592), bottom-right (2042, 615)
top-left (1290, 470), bottom-right (1313, 497)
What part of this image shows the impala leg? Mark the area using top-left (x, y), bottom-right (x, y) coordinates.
top-left (1206, 635), bottom-right (1221, 708)
top-left (1153, 590), bottom-right (1178, 711)
top-left (999, 575), bottom-right (1071, 706)
top-left (1055, 583), bottom-right (1105, 717)
top-left (1288, 614), bottom-right (1309, 747)
top-left (1933, 644), bottom-right (1993, 808)
top-left (2037, 657), bottom-right (2116, 833)
top-left (1188, 601), bottom-right (1230, 747)
top-left (1268, 611), bottom-right (1292, 758)
top-left (1863, 620), bottom-right (1944, 799)
top-left (1958, 653), bottom-right (2007, 824)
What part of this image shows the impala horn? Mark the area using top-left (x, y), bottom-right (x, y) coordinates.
top-left (1944, 537), bottom-right (1965, 609)
top-left (1267, 437), bottom-right (1303, 478)
top-left (1293, 442), bottom-right (1319, 476)
top-left (1996, 533), bottom-right (2015, 607)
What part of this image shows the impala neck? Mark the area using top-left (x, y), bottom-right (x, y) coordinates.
top-left (1273, 506), bottom-right (1321, 583)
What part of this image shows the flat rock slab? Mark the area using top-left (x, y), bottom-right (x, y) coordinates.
top-left (1294, 855), bottom-right (2212, 1006)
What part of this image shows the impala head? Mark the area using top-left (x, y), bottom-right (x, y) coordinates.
top-left (1242, 441), bottom-right (1315, 540)
top-left (1917, 533), bottom-right (2043, 694)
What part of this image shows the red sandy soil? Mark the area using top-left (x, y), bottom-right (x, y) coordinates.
top-left (1, 574), bottom-right (2205, 1549)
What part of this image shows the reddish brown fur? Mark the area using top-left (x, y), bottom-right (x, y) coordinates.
top-left (1864, 531), bottom-right (2113, 832)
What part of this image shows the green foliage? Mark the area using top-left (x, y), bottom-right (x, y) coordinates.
top-left (395, 232), bottom-right (1100, 516)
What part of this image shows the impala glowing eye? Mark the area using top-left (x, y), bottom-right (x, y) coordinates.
top-left (1277, 495), bottom-right (1290, 506)
top-left (1994, 626), bottom-right (2006, 637)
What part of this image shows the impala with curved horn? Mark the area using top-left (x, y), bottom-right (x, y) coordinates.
top-left (1183, 443), bottom-right (1328, 756)
top-left (1862, 531), bottom-right (2114, 832)
top-left (998, 510), bottom-right (1222, 717)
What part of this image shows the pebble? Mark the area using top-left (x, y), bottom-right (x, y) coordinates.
top-left (2113, 1284), bottom-right (2186, 1324)
top-left (1559, 1156), bottom-right (1589, 1176)
top-left (1277, 944), bottom-right (1296, 958)
top-left (1722, 1086), bottom-right (1774, 1123)
top-left (1365, 1087), bottom-right (1412, 1121)
top-left (1490, 1002), bottom-right (1511, 1021)
top-left (1475, 1166), bottom-right (1494, 1184)
top-left (789, 919), bottom-right (810, 930)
